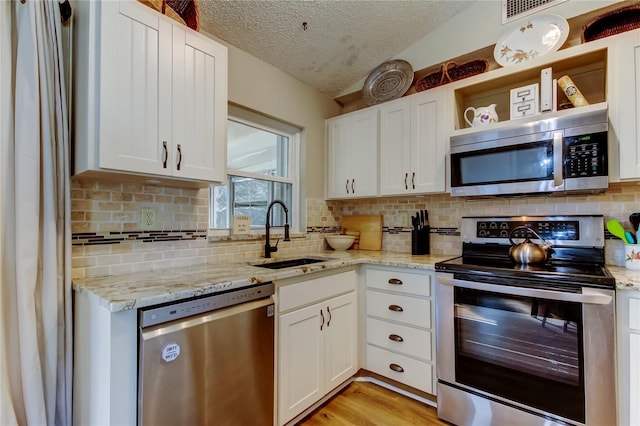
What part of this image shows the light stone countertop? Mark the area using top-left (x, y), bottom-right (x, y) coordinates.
top-left (72, 250), bottom-right (640, 313)
top-left (606, 265), bottom-right (640, 291)
top-left (72, 250), bottom-right (452, 313)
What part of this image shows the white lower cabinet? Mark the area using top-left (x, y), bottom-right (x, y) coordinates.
top-left (617, 290), bottom-right (640, 425)
top-left (364, 266), bottom-right (436, 394)
top-left (277, 270), bottom-right (358, 425)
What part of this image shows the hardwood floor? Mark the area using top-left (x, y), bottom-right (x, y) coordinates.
top-left (297, 381), bottom-right (450, 425)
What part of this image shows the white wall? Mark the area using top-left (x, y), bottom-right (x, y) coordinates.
top-left (340, 0), bottom-right (623, 96)
top-left (200, 31), bottom-right (342, 201)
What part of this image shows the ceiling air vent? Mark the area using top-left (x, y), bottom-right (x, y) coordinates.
top-left (502, 0), bottom-right (567, 23)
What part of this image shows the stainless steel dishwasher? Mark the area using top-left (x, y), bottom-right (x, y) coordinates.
top-left (137, 282), bottom-right (275, 426)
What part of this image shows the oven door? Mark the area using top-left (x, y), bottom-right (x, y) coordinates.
top-left (435, 273), bottom-right (616, 426)
top-left (450, 132), bottom-right (561, 197)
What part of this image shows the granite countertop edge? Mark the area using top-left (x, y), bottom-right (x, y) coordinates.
top-left (72, 251), bottom-right (640, 313)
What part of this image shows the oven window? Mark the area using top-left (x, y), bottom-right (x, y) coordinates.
top-left (453, 141), bottom-right (553, 186)
top-left (454, 287), bottom-right (585, 423)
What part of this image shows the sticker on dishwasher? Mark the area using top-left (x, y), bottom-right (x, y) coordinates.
top-left (161, 342), bottom-right (180, 363)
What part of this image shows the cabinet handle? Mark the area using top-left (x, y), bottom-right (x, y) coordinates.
top-left (345, 179), bottom-right (350, 194)
top-left (412, 172), bottom-right (415, 190)
top-left (388, 304), bottom-right (404, 312)
top-left (176, 144), bottom-right (182, 171)
top-left (327, 306), bottom-right (332, 327)
top-left (351, 179), bottom-right (355, 193)
top-left (404, 172), bottom-right (408, 190)
top-left (388, 278), bottom-right (403, 285)
top-left (320, 309), bottom-right (325, 331)
top-left (388, 334), bottom-right (404, 342)
top-left (389, 363), bottom-right (404, 373)
top-left (162, 141), bottom-right (168, 169)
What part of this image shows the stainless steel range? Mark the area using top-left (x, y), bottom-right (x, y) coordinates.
top-left (435, 215), bottom-right (616, 426)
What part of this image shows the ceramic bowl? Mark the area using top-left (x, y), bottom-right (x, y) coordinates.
top-left (325, 234), bottom-right (356, 251)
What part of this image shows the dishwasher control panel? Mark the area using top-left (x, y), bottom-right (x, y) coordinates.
top-left (139, 281), bottom-right (274, 328)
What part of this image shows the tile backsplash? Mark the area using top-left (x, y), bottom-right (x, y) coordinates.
top-left (71, 177), bottom-right (640, 279)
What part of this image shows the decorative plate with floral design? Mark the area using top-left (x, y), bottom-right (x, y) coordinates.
top-left (494, 14), bottom-right (569, 67)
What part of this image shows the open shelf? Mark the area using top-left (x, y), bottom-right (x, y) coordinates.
top-left (451, 46), bottom-right (608, 131)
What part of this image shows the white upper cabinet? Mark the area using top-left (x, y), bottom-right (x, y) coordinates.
top-left (608, 29), bottom-right (640, 181)
top-left (73, 0), bottom-right (227, 184)
top-left (326, 108), bottom-right (378, 199)
top-left (379, 88), bottom-right (446, 195)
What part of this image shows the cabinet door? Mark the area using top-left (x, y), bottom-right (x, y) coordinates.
top-left (609, 30), bottom-right (640, 181)
top-left (379, 98), bottom-right (412, 195)
top-left (326, 109), bottom-right (378, 198)
top-left (323, 292), bottom-right (357, 391)
top-left (278, 303), bottom-right (324, 425)
top-left (171, 27), bottom-right (227, 181)
top-left (326, 116), bottom-right (353, 198)
top-left (630, 333), bottom-right (640, 425)
top-left (411, 88), bottom-right (446, 193)
top-left (100, 1), bottom-right (171, 176)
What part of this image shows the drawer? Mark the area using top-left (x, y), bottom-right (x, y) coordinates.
top-left (278, 269), bottom-right (356, 312)
top-left (510, 99), bottom-right (538, 119)
top-left (630, 298), bottom-right (640, 331)
top-left (365, 268), bottom-right (430, 296)
top-left (510, 84), bottom-right (537, 102)
top-left (366, 317), bottom-right (432, 361)
top-left (366, 344), bottom-right (433, 394)
top-left (366, 290), bottom-right (431, 329)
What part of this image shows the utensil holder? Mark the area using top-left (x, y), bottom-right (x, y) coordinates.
top-left (625, 244), bottom-right (640, 270)
top-left (411, 227), bottom-right (430, 255)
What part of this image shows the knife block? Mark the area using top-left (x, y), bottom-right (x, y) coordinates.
top-left (411, 227), bottom-right (430, 255)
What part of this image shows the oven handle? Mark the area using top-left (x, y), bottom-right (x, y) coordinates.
top-left (438, 276), bottom-right (613, 305)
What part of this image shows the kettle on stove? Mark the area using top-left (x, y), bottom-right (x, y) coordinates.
top-left (508, 226), bottom-right (553, 264)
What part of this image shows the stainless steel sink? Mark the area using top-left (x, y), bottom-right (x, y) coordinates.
top-left (252, 257), bottom-right (328, 269)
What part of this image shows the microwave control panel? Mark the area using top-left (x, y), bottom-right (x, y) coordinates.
top-left (564, 131), bottom-right (607, 178)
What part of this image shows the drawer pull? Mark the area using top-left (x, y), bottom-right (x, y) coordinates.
top-left (388, 334), bottom-right (404, 342)
top-left (388, 304), bottom-right (404, 312)
top-left (389, 363), bottom-right (404, 373)
top-left (388, 278), bottom-right (403, 285)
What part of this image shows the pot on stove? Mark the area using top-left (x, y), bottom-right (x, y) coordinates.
top-left (508, 226), bottom-right (553, 264)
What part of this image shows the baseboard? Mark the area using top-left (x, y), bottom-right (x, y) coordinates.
top-left (353, 376), bottom-right (437, 408)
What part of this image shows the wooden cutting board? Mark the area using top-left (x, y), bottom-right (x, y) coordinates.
top-left (341, 215), bottom-right (383, 251)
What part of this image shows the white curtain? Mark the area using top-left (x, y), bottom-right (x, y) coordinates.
top-left (1, 0), bottom-right (72, 425)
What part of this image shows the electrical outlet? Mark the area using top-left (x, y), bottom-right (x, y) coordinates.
top-left (141, 208), bottom-right (156, 230)
top-left (399, 211), bottom-right (409, 228)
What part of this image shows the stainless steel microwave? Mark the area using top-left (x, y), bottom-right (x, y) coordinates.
top-left (450, 103), bottom-right (609, 197)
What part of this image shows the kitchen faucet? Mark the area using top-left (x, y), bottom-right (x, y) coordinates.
top-left (264, 200), bottom-right (290, 258)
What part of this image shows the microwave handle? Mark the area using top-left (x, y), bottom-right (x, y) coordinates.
top-left (553, 132), bottom-right (563, 187)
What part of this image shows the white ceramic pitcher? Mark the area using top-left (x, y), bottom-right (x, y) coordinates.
top-left (464, 104), bottom-right (498, 127)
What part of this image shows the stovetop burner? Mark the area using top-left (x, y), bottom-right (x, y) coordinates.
top-left (435, 255), bottom-right (615, 289)
top-left (435, 215), bottom-right (616, 289)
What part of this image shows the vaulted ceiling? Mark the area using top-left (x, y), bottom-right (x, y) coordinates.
top-left (197, 1), bottom-right (476, 97)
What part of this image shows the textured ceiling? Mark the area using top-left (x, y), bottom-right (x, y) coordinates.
top-left (198, 0), bottom-right (476, 97)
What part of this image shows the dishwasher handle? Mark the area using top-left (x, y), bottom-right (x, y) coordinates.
top-left (139, 282), bottom-right (275, 328)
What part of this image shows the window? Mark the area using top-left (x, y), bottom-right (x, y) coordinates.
top-left (210, 106), bottom-right (300, 233)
